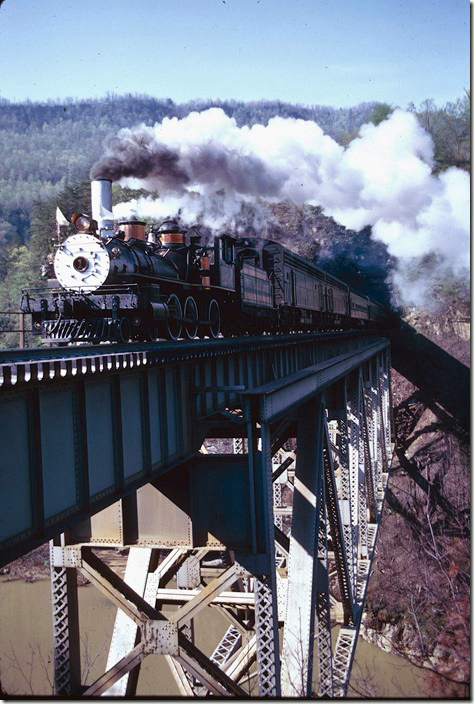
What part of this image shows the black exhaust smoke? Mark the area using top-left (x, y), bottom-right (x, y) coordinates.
top-left (90, 124), bottom-right (284, 197)
top-left (90, 132), bottom-right (190, 189)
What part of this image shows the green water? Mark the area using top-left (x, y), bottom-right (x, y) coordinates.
top-left (345, 628), bottom-right (426, 698)
top-left (0, 580), bottom-right (427, 697)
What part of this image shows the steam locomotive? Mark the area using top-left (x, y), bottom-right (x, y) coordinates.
top-left (20, 179), bottom-right (390, 343)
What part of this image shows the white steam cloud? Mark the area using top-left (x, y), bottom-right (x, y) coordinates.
top-left (101, 107), bottom-right (469, 307)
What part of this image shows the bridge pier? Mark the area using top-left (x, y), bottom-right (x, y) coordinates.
top-left (280, 398), bottom-right (324, 696)
top-left (44, 342), bottom-right (391, 697)
top-left (49, 535), bottom-right (81, 695)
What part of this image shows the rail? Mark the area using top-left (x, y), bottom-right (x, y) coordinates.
top-left (0, 329), bottom-right (384, 386)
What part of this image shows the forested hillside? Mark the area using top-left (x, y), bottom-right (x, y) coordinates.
top-left (0, 95), bottom-right (379, 246)
top-left (0, 93), bottom-right (469, 247)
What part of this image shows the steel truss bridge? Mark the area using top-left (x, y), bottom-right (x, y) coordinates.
top-left (0, 331), bottom-right (393, 697)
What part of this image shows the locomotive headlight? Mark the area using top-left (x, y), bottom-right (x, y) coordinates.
top-left (73, 256), bottom-right (89, 272)
top-left (54, 233), bottom-right (110, 292)
top-left (71, 212), bottom-right (98, 234)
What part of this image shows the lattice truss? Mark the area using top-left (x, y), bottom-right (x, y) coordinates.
top-left (322, 349), bottom-right (392, 697)
top-left (49, 543), bottom-right (263, 697)
top-left (48, 444), bottom-right (282, 697)
top-left (279, 348), bottom-right (393, 697)
top-left (48, 349), bottom-right (392, 698)
top-left (50, 562), bottom-right (77, 693)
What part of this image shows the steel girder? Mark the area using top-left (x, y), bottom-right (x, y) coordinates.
top-left (50, 543), bottom-right (251, 697)
top-left (1, 332), bottom-right (384, 567)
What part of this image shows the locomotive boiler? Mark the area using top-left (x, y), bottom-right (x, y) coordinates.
top-left (21, 179), bottom-right (390, 343)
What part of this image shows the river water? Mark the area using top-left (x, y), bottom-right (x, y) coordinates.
top-left (0, 579), bottom-right (427, 697)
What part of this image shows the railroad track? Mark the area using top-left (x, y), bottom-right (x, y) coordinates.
top-left (0, 329), bottom-right (380, 388)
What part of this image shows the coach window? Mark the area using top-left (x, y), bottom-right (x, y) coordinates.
top-left (291, 270), bottom-right (297, 305)
top-left (328, 288), bottom-right (334, 311)
top-left (318, 283), bottom-right (324, 309)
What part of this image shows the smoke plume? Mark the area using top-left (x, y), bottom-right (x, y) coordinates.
top-left (92, 107), bottom-right (470, 307)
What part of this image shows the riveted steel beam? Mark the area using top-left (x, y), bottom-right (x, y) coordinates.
top-left (102, 547), bottom-right (154, 697)
top-left (315, 478), bottom-right (334, 697)
top-left (225, 633), bottom-right (257, 681)
top-left (51, 542), bottom-right (253, 697)
top-left (0, 332), bottom-right (387, 567)
top-left (169, 564), bottom-right (245, 627)
top-left (79, 547), bottom-right (164, 626)
top-left (0, 331), bottom-right (380, 389)
top-left (155, 588), bottom-right (255, 607)
top-left (281, 398), bottom-right (324, 697)
top-left (50, 535), bottom-right (81, 695)
top-left (175, 641), bottom-right (244, 697)
top-left (244, 339), bottom-right (389, 423)
top-left (165, 655), bottom-right (195, 696)
top-left (241, 346), bottom-right (393, 697)
top-left (35, 334), bottom-right (394, 698)
top-left (83, 643), bottom-right (147, 697)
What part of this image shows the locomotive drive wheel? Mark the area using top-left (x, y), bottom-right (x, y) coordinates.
top-left (183, 296), bottom-right (199, 339)
top-left (118, 317), bottom-right (132, 343)
top-left (149, 323), bottom-right (161, 342)
top-left (207, 299), bottom-right (221, 338)
top-left (165, 294), bottom-right (182, 340)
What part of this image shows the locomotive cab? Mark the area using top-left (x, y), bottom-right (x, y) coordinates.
top-left (213, 235), bottom-right (236, 290)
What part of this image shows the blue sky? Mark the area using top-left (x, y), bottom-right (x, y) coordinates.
top-left (0, 0), bottom-right (469, 108)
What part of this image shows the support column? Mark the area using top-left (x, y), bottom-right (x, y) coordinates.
top-left (353, 373), bottom-right (370, 605)
top-left (147, 548), bottom-right (195, 696)
top-left (348, 372), bottom-right (368, 590)
top-left (102, 547), bottom-right (153, 697)
top-left (315, 478), bottom-right (333, 696)
top-left (380, 349), bottom-right (393, 462)
top-left (368, 360), bottom-right (381, 511)
top-left (362, 368), bottom-right (377, 523)
top-left (250, 412), bottom-right (281, 696)
top-left (329, 382), bottom-right (356, 603)
top-left (50, 536), bottom-right (81, 695)
top-left (281, 398), bottom-right (324, 697)
top-left (323, 414), bottom-right (354, 626)
top-left (254, 576), bottom-right (280, 697)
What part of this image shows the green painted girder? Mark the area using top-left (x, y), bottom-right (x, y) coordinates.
top-left (0, 332), bottom-right (387, 567)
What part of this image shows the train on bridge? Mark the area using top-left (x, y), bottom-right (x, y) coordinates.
top-left (21, 179), bottom-right (391, 343)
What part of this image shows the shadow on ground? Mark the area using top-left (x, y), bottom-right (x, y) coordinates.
top-left (389, 321), bottom-right (470, 435)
